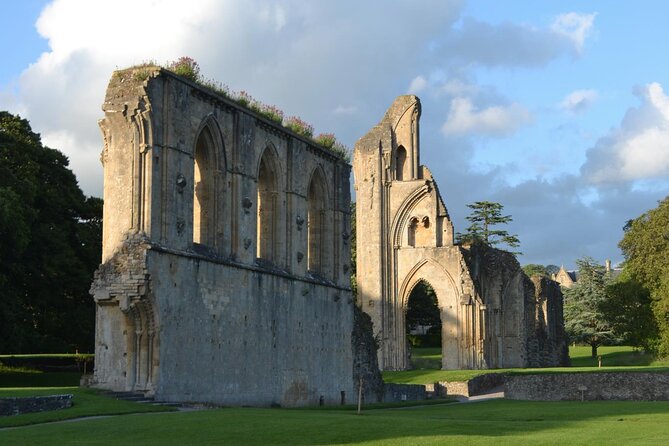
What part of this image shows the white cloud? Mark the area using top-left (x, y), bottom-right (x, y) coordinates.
top-left (583, 82), bottom-right (669, 183)
top-left (3, 0), bottom-right (464, 196)
top-left (559, 89), bottom-right (598, 113)
top-left (407, 75), bottom-right (427, 94)
top-left (551, 12), bottom-right (597, 52)
top-left (332, 105), bottom-right (357, 115)
top-left (441, 97), bottom-right (533, 137)
top-left (437, 13), bottom-right (596, 68)
top-left (439, 78), bottom-right (480, 97)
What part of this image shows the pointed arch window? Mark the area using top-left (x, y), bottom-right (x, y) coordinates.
top-left (193, 126), bottom-right (215, 246)
top-left (257, 149), bottom-right (278, 262)
top-left (408, 217), bottom-right (418, 247)
top-left (307, 169), bottom-right (330, 275)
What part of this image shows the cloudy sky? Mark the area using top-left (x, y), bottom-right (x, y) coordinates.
top-left (2, 0), bottom-right (668, 269)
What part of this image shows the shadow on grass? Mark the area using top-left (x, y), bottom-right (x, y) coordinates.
top-left (0, 387), bottom-right (175, 429)
top-left (0, 372), bottom-right (81, 388)
top-left (3, 399), bottom-right (669, 445)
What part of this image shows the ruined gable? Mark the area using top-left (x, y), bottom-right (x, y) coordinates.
top-left (353, 95), bottom-right (568, 371)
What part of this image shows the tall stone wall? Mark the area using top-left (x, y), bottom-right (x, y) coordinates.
top-left (353, 95), bottom-right (568, 371)
top-left (91, 66), bottom-right (355, 406)
top-left (527, 276), bottom-right (570, 367)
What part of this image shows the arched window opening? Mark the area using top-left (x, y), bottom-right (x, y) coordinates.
top-left (416, 216), bottom-right (431, 246)
top-left (405, 280), bottom-right (441, 369)
top-left (407, 217), bottom-right (418, 247)
top-left (193, 126), bottom-right (215, 245)
top-left (257, 150), bottom-right (278, 262)
top-left (395, 145), bottom-right (407, 181)
top-left (307, 170), bottom-right (329, 275)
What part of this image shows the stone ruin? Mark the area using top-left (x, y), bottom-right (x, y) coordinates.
top-left (91, 66), bottom-right (355, 406)
top-left (90, 67), bottom-right (567, 407)
top-left (353, 95), bottom-right (569, 370)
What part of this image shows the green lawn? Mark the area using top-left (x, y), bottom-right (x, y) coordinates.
top-left (2, 399), bottom-right (669, 445)
top-left (0, 387), bottom-right (175, 428)
top-left (0, 356), bottom-right (89, 387)
top-left (3, 346), bottom-right (669, 444)
top-left (384, 345), bottom-right (669, 384)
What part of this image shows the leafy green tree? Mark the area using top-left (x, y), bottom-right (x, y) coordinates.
top-left (601, 270), bottom-right (657, 351)
top-left (0, 111), bottom-right (102, 353)
top-left (405, 281), bottom-right (441, 333)
top-left (456, 201), bottom-right (520, 252)
top-left (523, 264), bottom-right (548, 278)
top-left (563, 257), bottom-right (618, 357)
top-left (523, 264), bottom-right (560, 278)
top-left (545, 264), bottom-right (560, 276)
top-left (619, 196), bottom-right (669, 354)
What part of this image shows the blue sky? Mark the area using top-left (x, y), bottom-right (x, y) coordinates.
top-left (1, 0), bottom-right (668, 269)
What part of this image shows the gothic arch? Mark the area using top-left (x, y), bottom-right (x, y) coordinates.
top-left (123, 298), bottom-right (158, 393)
top-left (307, 166), bottom-right (331, 276)
top-left (390, 184), bottom-right (431, 248)
top-left (256, 144), bottom-right (281, 262)
top-left (398, 258), bottom-right (459, 309)
top-left (397, 258), bottom-right (465, 369)
top-left (192, 115), bottom-right (226, 248)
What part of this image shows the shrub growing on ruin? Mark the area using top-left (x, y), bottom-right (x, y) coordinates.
top-left (167, 56), bottom-right (201, 82)
top-left (284, 116), bottom-right (314, 138)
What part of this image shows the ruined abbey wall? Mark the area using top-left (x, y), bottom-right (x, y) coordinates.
top-left (91, 67), bottom-right (354, 406)
top-left (353, 96), bottom-right (568, 371)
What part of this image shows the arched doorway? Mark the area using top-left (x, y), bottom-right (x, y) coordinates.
top-left (405, 280), bottom-right (442, 369)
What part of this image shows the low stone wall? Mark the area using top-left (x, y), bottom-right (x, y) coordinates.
top-left (430, 373), bottom-right (505, 397)
top-left (505, 372), bottom-right (669, 401)
top-left (383, 383), bottom-right (426, 402)
top-left (0, 394), bottom-right (73, 416)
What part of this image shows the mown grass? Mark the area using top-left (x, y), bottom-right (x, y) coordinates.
top-left (0, 387), bottom-right (175, 428)
top-left (384, 345), bottom-right (669, 384)
top-left (2, 399), bottom-right (669, 445)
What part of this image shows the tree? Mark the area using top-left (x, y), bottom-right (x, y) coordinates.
top-left (523, 264), bottom-right (560, 278)
top-left (405, 281), bottom-right (441, 333)
top-left (456, 201), bottom-right (520, 252)
top-left (619, 196), bottom-right (669, 354)
top-left (563, 257), bottom-right (618, 357)
top-left (523, 264), bottom-right (548, 278)
top-left (0, 111), bottom-right (102, 353)
top-left (601, 270), bottom-right (657, 351)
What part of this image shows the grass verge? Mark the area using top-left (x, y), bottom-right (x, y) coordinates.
top-left (2, 399), bottom-right (669, 445)
top-left (385, 345), bottom-right (669, 384)
top-left (0, 387), bottom-right (175, 428)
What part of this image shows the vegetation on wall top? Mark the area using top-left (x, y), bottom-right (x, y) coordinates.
top-left (127, 57), bottom-right (351, 162)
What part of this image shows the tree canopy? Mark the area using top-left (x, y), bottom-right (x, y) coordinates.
top-left (456, 201), bottom-right (520, 253)
top-left (0, 111), bottom-right (102, 353)
top-left (619, 195), bottom-right (669, 354)
top-left (522, 264), bottom-right (559, 278)
top-left (405, 281), bottom-right (441, 333)
top-left (563, 257), bottom-right (618, 357)
top-left (601, 270), bottom-right (657, 351)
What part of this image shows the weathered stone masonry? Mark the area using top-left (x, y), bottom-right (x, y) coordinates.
top-left (353, 96), bottom-right (568, 371)
top-left (91, 67), bottom-right (354, 406)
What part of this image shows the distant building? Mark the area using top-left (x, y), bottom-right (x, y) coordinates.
top-left (553, 266), bottom-right (578, 288)
top-left (552, 259), bottom-right (620, 288)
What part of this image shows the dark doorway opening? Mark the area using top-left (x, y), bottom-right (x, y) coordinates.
top-left (405, 280), bottom-right (442, 369)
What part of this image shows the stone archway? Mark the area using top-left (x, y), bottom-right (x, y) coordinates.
top-left (404, 280), bottom-right (441, 368)
top-left (397, 259), bottom-right (462, 370)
